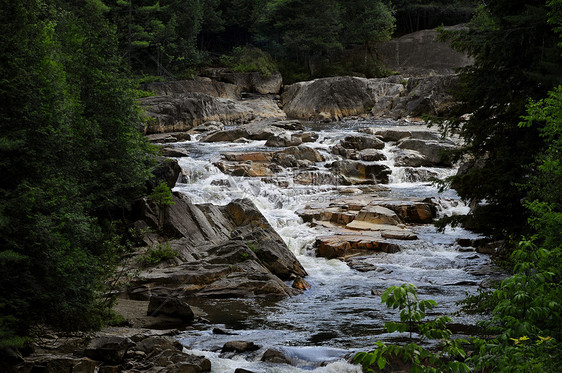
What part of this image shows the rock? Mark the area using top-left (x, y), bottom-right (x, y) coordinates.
top-left (170, 355), bottom-right (211, 373)
top-left (235, 369), bottom-right (256, 373)
top-left (161, 147), bottom-right (190, 157)
top-left (354, 206), bottom-right (402, 225)
top-left (148, 157), bottom-right (181, 190)
top-left (213, 328), bottom-right (237, 335)
top-left (331, 160), bottom-right (391, 184)
top-left (225, 199), bottom-right (308, 279)
top-left (396, 138), bottom-right (456, 167)
top-left (292, 277), bottom-right (311, 290)
top-left (19, 355), bottom-right (98, 373)
top-left (222, 341), bottom-right (261, 353)
top-left (142, 78), bottom-right (241, 99)
top-left (379, 201), bottom-right (436, 224)
top-left (223, 152), bottom-right (273, 162)
top-left (191, 121), bottom-right (224, 132)
top-left (340, 135), bottom-right (385, 150)
top-left (147, 296), bottom-right (195, 322)
top-left (301, 132), bottom-right (319, 142)
top-left (201, 128), bottom-right (250, 142)
top-left (381, 230), bottom-right (418, 240)
top-left (261, 349), bottom-right (291, 364)
top-left (84, 336), bottom-right (133, 364)
top-left (376, 27), bottom-right (472, 77)
top-left (315, 235), bottom-right (400, 259)
top-left (135, 336), bottom-right (180, 355)
top-left (281, 76), bottom-right (403, 121)
top-left (358, 149), bottom-right (386, 162)
top-left (147, 132), bottom-right (191, 143)
top-left (141, 93), bottom-right (254, 134)
top-left (215, 161), bottom-right (278, 177)
top-left (276, 146), bottom-right (324, 162)
top-left (265, 133), bottom-right (302, 147)
top-left (130, 196), bottom-right (306, 299)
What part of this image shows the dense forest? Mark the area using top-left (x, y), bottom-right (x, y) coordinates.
top-left (1, 0), bottom-right (562, 371)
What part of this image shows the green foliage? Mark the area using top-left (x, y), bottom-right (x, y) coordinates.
top-left (220, 46), bottom-right (278, 76)
top-left (438, 0), bottom-right (562, 237)
top-left (138, 242), bottom-right (177, 268)
top-left (148, 181), bottom-right (175, 207)
top-left (354, 284), bottom-right (469, 373)
top-left (0, 0), bottom-right (153, 349)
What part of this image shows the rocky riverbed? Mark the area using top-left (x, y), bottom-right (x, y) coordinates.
top-left (9, 29), bottom-right (503, 372)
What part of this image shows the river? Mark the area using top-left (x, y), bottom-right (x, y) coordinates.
top-left (169, 119), bottom-right (496, 372)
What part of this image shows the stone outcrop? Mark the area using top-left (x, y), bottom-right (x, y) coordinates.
top-left (141, 93), bottom-right (255, 134)
top-left (330, 160), bottom-right (391, 184)
top-left (281, 74), bottom-right (459, 122)
top-left (128, 194), bottom-right (307, 300)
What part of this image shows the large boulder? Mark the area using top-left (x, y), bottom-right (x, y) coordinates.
top-left (281, 76), bottom-right (402, 121)
top-left (141, 92), bottom-right (254, 134)
top-left (331, 160), bottom-right (391, 184)
top-left (130, 195), bottom-right (306, 300)
top-left (84, 336), bottom-right (133, 364)
top-left (396, 138), bottom-right (456, 167)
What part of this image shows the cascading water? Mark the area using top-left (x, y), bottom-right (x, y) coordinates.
top-left (171, 119), bottom-right (496, 372)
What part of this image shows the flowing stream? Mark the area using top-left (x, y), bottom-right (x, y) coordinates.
top-left (170, 119), bottom-right (496, 372)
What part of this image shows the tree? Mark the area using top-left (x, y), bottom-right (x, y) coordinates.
top-left (260, 0), bottom-right (343, 74)
top-left (0, 0), bottom-right (153, 348)
top-left (439, 0), bottom-right (562, 237)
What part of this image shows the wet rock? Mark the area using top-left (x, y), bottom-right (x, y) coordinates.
top-left (147, 132), bottom-right (192, 143)
top-left (222, 341), bottom-right (261, 353)
top-left (378, 200), bottom-right (436, 224)
top-left (277, 146), bottom-right (324, 163)
top-left (223, 152), bottom-right (273, 162)
top-left (354, 206), bottom-right (402, 225)
top-left (265, 133), bottom-right (302, 147)
top-left (135, 336), bottom-right (181, 355)
top-left (340, 135), bottom-right (385, 150)
top-left (84, 336), bottom-right (133, 364)
top-left (331, 160), bottom-right (391, 184)
top-left (315, 235), bottom-right (400, 259)
top-left (147, 296), bottom-right (195, 322)
top-left (213, 328), bottom-right (237, 335)
top-left (161, 147), bottom-right (190, 157)
top-left (261, 349), bottom-right (291, 364)
top-left (214, 161), bottom-right (278, 177)
top-left (397, 138), bottom-right (456, 167)
top-left (358, 149), bottom-right (386, 162)
top-left (292, 276), bottom-right (311, 290)
top-left (235, 369), bottom-right (256, 373)
top-left (381, 230), bottom-right (418, 240)
top-left (141, 93), bottom-right (254, 134)
top-left (301, 132), bottom-right (319, 142)
top-left (201, 128), bottom-right (250, 142)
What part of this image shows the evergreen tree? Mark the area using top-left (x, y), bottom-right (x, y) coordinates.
top-left (440, 0), bottom-right (562, 236)
top-left (0, 0), bottom-right (153, 348)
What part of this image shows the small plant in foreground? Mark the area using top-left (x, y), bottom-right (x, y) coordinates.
top-left (354, 283), bottom-right (470, 372)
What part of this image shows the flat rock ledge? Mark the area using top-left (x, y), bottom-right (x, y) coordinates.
top-left (297, 193), bottom-right (438, 260)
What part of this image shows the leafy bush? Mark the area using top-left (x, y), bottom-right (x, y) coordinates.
top-left (354, 284), bottom-right (469, 372)
top-left (138, 243), bottom-right (177, 268)
top-left (220, 47), bottom-right (278, 77)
